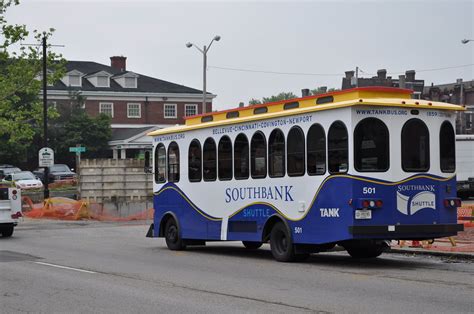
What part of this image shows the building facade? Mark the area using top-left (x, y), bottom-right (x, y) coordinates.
top-left (47, 56), bottom-right (215, 158)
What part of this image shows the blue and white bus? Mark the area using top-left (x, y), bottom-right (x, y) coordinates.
top-left (145, 87), bottom-right (464, 262)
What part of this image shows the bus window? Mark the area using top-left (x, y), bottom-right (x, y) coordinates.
top-left (188, 139), bottom-right (202, 182)
top-left (440, 121), bottom-right (455, 173)
top-left (328, 121), bottom-right (348, 174)
top-left (307, 123), bottom-right (326, 175)
top-left (287, 126), bottom-right (305, 176)
top-left (168, 142), bottom-right (180, 182)
top-left (251, 131), bottom-right (267, 178)
top-left (203, 138), bottom-right (217, 181)
top-left (218, 136), bottom-right (233, 180)
top-left (269, 129), bottom-right (285, 177)
top-left (402, 119), bottom-right (429, 172)
top-left (234, 133), bottom-right (249, 180)
top-left (354, 118), bottom-right (389, 172)
top-left (154, 143), bottom-right (166, 183)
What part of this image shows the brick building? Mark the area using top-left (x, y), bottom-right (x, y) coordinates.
top-left (342, 69), bottom-right (425, 98)
top-left (423, 79), bottom-right (474, 134)
top-left (48, 56), bottom-right (215, 158)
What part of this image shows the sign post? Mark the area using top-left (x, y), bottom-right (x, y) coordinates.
top-left (39, 147), bottom-right (54, 199)
top-left (69, 145), bottom-right (86, 199)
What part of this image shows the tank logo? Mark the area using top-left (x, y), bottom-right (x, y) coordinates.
top-left (396, 185), bottom-right (436, 215)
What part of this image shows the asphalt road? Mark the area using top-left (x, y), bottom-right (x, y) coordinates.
top-left (1, 220), bottom-right (473, 313)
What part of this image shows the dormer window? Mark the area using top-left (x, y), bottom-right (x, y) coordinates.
top-left (85, 71), bottom-right (112, 88)
top-left (112, 72), bottom-right (139, 89)
top-left (61, 70), bottom-right (84, 87)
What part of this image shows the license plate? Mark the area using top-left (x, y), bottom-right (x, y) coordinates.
top-left (355, 209), bottom-right (372, 219)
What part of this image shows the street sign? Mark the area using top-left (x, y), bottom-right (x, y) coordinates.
top-left (39, 147), bottom-right (54, 167)
top-left (69, 146), bottom-right (86, 153)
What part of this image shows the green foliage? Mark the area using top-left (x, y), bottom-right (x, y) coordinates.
top-left (0, 0), bottom-right (65, 166)
top-left (310, 87), bottom-right (338, 95)
top-left (249, 92), bottom-right (297, 105)
top-left (49, 92), bottom-right (112, 163)
top-left (248, 98), bottom-right (262, 105)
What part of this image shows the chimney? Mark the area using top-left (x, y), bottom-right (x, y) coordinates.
top-left (405, 70), bottom-right (415, 82)
top-left (377, 69), bottom-right (387, 79)
top-left (399, 75), bottom-right (406, 88)
top-left (238, 102), bottom-right (245, 108)
top-left (345, 71), bottom-right (355, 79)
top-left (301, 88), bottom-right (310, 97)
top-left (110, 56), bottom-right (127, 72)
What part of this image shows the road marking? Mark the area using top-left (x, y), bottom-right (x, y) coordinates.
top-left (33, 261), bottom-right (97, 274)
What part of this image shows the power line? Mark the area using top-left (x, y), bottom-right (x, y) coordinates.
top-left (208, 63), bottom-right (474, 77)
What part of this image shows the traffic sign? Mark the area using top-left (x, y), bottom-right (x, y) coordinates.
top-left (39, 147), bottom-right (54, 167)
top-left (69, 146), bottom-right (86, 153)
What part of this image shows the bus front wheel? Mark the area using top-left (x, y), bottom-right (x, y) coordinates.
top-left (0, 224), bottom-right (14, 238)
top-left (164, 218), bottom-right (186, 251)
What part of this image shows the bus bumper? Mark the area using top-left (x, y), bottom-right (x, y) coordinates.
top-left (349, 223), bottom-right (464, 239)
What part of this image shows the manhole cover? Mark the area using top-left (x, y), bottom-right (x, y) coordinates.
top-left (0, 251), bottom-right (40, 262)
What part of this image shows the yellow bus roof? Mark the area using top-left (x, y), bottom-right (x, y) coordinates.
top-left (148, 87), bottom-right (464, 137)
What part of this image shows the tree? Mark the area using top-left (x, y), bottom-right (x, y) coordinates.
top-left (0, 0), bottom-right (65, 166)
top-left (248, 92), bottom-right (297, 105)
top-left (310, 86), bottom-right (338, 95)
top-left (49, 91), bottom-right (112, 165)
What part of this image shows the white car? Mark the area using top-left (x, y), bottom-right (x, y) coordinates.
top-left (4, 171), bottom-right (43, 190)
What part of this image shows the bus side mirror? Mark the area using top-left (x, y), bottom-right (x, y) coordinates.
top-left (144, 151), bottom-right (152, 174)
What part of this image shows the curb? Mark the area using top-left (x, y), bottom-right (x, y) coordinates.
top-left (388, 248), bottom-right (474, 260)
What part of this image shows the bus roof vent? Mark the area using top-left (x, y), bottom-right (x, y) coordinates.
top-left (316, 96), bottom-right (334, 104)
top-left (254, 107), bottom-right (268, 114)
top-left (201, 115), bottom-right (213, 123)
top-left (284, 101), bottom-right (299, 110)
top-left (226, 111), bottom-right (240, 119)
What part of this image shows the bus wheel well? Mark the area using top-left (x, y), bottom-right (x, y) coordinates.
top-left (159, 213), bottom-right (177, 238)
top-left (262, 215), bottom-right (285, 243)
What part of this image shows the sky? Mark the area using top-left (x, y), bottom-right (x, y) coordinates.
top-left (6, 0), bottom-right (474, 111)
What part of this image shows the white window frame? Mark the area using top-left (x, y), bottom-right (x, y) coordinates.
top-left (185, 104), bottom-right (198, 117)
top-left (100, 102), bottom-right (114, 117)
top-left (164, 103), bottom-right (177, 119)
top-left (127, 103), bottom-right (141, 118)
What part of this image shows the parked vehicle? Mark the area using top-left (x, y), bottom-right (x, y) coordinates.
top-left (0, 166), bottom-right (21, 180)
top-left (33, 164), bottom-right (77, 184)
top-left (456, 135), bottom-right (474, 199)
top-left (3, 171), bottom-right (43, 190)
top-left (0, 186), bottom-right (22, 237)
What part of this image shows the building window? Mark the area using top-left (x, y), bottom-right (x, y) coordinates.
top-left (154, 143), bottom-right (166, 183)
top-left (124, 76), bottom-right (137, 88)
top-left (188, 139), bottom-right (202, 182)
top-left (164, 104), bottom-right (177, 119)
top-left (401, 118), bottom-right (430, 172)
top-left (69, 74), bottom-right (81, 86)
top-left (218, 136), bottom-right (232, 180)
top-left (354, 118), bottom-right (389, 172)
top-left (234, 133), bottom-right (249, 180)
top-left (167, 142), bottom-right (180, 182)
top-left (440, 121), bottom-right (455, 173)
top-left (203, 138), bottom-right (217, 181)
top-left (99, 102), bottom-right (114, 117)
top-left (251, 131), bottom-right (267, 179)
top-left (97, 75), bottom-right (109, 87)
top-left (287, 126), bottom-right (305, 176)
top-left (185, 104), bottom-right (198, 117)
top-left (127, 103), bottom-right (141, 118)
top-left (328, 121), bottom-right (348, 174)
top-left (307, 123), bottom-right (326, 175)
top-left (48, 101), bottom-right (57, 109)
top-left (268, 129), bottom-right (285, 177)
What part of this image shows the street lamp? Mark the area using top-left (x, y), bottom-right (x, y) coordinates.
top-left (186, 35), bottom-right (221, 114)
top-left (461, 39), bottom-right (473, 44)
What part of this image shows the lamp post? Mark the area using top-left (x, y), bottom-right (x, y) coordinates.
top-left (186, 35), bottom-right (221, 114)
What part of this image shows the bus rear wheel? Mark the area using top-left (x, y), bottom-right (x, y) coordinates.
top-left (242, 241), bottom-right (262, 250)
top-left (270, 222), bottom-right (302, 262)
top-left (0, 224), bottom-right (14, 238)
top-left (164, 219), bottom-right (186, 251)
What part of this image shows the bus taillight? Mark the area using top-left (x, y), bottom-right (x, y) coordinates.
top-left (360, 199), bottom-right (383, 209)
top-left (444, 198), bottom-right (461, 208)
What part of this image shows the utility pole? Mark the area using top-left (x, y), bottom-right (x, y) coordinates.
top-left (355, 66), bottom-right (359, 88)
top-left (42, 36), bottom-right (50, 200)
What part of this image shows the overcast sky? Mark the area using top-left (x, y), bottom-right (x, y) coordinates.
top-left (6, 0), bottom-right (474, 110)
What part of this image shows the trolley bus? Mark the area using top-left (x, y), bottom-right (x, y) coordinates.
top-left (145, 87), bottom-right (464, 262)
